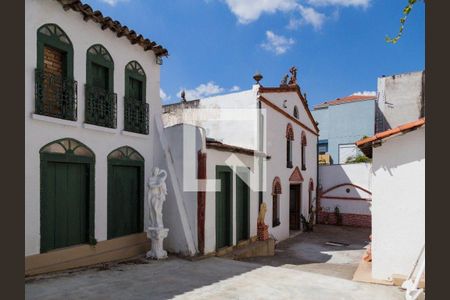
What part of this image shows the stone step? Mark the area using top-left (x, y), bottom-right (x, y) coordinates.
top-left (224, 238), bottom-right (275, 260)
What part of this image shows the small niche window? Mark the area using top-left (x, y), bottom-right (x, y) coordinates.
top-left (293, 105), bottom-right (299, 119)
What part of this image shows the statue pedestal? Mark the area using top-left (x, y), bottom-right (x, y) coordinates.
top-left (257, 222), bottom-right (269, 241)
top-left (146, 227), bottom-right (169, 260)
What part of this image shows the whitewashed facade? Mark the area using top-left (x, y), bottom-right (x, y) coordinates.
top-left (25, 0), bottom-right (167, 271)
top-left (162, 79), bottom-right (319, 250)
top-left (357, 119), bottom-right (425, 281)
top-left (370, 126), bottom-right (425, 281)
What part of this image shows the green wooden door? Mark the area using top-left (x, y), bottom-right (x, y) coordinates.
top-left (236, 168), bottom-right (250, 242)
top-left (216, 166), bottom-right (232, 249)
top-left (92, 62), bottom-right (109, 90)
top-left (41, 162), bottom-right (89, 252)
top-left (108, 165), bottom-right (142, 239)
top-left (128, 77), bottom-right (143, 101)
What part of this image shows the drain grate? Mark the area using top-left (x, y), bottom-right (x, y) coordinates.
top-left (325, 241), bottom-right (349, 247)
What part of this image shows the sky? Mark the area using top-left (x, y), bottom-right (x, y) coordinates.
top-left (84, 0), bottom-right (425, 107)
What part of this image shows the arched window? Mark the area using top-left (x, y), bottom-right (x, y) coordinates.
top-left (36, 24), bottom-right (76, 121)
top-left (40, 138), bottom-right (95, 158)
top-left (272, 177), bottom-right (282, 227)
top-left (125, 61), bottom-right (146, 101)
top-left (293, 105), bottom-right (299, 119)
top-left (301, 131), bottom-right (307, 170)
top-left (85, 44), bottom-right (116, 128)
top-left (286, 123), bottom-right (294, 168)
top-left (108, 146), bottom-right (144, 161)
top-left (124, 61), bottom-right (149, 135)
top-left (39, 138), bottom-right (95, 252)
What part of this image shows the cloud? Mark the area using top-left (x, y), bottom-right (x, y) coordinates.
top-left (223, 0), bottom-right (298, 24)
top-left (98, 0), bottom-right (130, 6)
top-left (214, 0), bottom-right (369, 30)
top-left (352, 91), bottom-right (376, 96)
top-left (160, 88), bottom-right (171, 102)
top-left (177, 82), bottom-right (225, 100)
top-left (261, 31), bottom-right (295, 55)
top-left (297, 5), bottom-right (326, 30)
top-left (306, 0), bottom-right (370, 9)
top-left (230, 86), bottom-right (241, 92)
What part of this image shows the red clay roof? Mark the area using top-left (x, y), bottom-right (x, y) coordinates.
top-left (56, 0), bottom-right (168, 57)
top-left (356, 118), bottom-right (425, 148)
top-left (314, 95), bottom-right (376, 109)
top-left (206, 139), bottom-right (270, 158)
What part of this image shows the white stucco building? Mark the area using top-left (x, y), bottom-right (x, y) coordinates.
top-left (161, 72), bottom-right (319, 254)
top-left (375, 71), bottom-right (425, 133)
top-left (25, 0), bottom-right (167, 275)
top-left (356, 118), bottom-right (425, 281)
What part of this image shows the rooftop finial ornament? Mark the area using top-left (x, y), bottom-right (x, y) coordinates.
top-left (288, 66), bottom-right (298, 85)
top-left (253, 71), bottom-right (263, 84)
top-left (280, 74), bottom-right (289, 86)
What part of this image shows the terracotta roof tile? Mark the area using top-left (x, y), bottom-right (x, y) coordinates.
top-left (206, 139), bottom-right (270, 158)
top-left (56, 0), bottom-right (168, 57)
top-left (314, 95), bottom-right (376, 109)
top-left (356, 118), bottom-right (425, 148)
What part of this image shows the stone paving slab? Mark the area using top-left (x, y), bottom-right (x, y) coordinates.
top-left (25, 225), bottom-right (405, 300)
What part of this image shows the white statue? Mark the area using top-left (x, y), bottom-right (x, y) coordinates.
top-left (148, 167), bottom-right (167, 228)
top-left (146, 167), bottom-right (169, 260)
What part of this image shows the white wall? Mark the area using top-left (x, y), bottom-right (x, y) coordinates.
top-left (377, 71), bottom-right (424, 130)
top-left (162, 88), bottom-right (259, 150)
top-left (162, 85), bottom-right (318, 244)
top-left (25, 0), bottom-right (161, 255)
top-left (156, 124), bottom-right (202, 254)
top-left (261, 91), bottom-right (318, 242)
top-left (319, 163), bottom-right (372, 215)
top-left (204, 149), bottom-right (259, 254)
top-left (371, 127), bottom-right (425, 280)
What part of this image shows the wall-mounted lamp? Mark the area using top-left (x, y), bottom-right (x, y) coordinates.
top-left (156, 56), bottom-right (163, 65)
top-left (283, 100), bottom-right (288, 108)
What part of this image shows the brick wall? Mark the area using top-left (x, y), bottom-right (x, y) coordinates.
top-left (44, 46), bottom-right (64, 76)
top-left (43, 46), bottom-right (65, 114)
top-left (317, 211), bottom-right (371, 228)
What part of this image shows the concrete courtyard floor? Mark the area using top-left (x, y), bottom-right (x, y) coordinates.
top-left (25, 225), bottom-right (405, 300)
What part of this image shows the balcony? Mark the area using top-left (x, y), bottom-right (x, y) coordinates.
top-left (124, 97), bottom-right (149, 135)
top-left (35, 69), bottom-right (77, 121)
top-left (85, 85), bottom-right (117, 129)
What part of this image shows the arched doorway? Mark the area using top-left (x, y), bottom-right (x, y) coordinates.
top-left (107, 146), bottom-right (145, 239)
top-left (40, 138), bottom-right (95, 252)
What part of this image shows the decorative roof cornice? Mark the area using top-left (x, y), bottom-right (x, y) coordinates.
top-left (259, 84), bottom-right (320, 134)
top-left (56, 0), bottom-right (168, 57)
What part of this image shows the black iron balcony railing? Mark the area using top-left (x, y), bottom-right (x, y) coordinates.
top-left (35, 69), bottom-right (78, 121)
top-left (124, 97), bottom-right (149, 135)
top-left (85, 85), bottom-right (117, 129)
